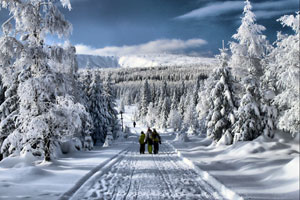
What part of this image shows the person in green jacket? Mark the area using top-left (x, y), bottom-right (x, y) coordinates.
top-left (146, 128), bottom-right (153, 154)
top-left (139, 131), bottom-right (146, 154)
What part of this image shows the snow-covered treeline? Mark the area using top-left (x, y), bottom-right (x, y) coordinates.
top-left (93, 64), bottom-right (209, 133)
top-left (78, 70), bottom-right (119, 145)
top-left (97, 1), bottom-right (298, 145)
top-left (0, 0), bottom-right (118, 161)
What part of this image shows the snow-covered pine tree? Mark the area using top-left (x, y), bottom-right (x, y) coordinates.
top-left (103, 75), bottom-right (119, 138)
top-left (263, 12), bottom-right (299, 135)
top-left (193, 76), bottom-right (201, 105)
top-left (85, 72), bottom-right (109, 145)
top-left (230, 0), bottom-right (272, 143)
top-left (151, 82), bottom-right (158, 106)
top-left (0, 74), bottom-right (20, 159)
top-left (167, 109), bottom-right (182, 131)
top-left (145, 102), bottom-right (158, 127)
top-left (159, 96), bottom-right (171, 129)
top-left (229, 0), bottom-right (270, 80)
top-left (170, 92), bottom-right (178, 111)
top-left (139, 79), bottom-right (151, 117)
top-left (232, 78), bottom-right (262, 142)
top-left (0, 0), bottom-right (93, 161)
top-left (183, 96), bottom-right (198, 135)
top-left (206, 47), bottom-right (237, 143)
top-left (178, 95), bottom-right (185, 117)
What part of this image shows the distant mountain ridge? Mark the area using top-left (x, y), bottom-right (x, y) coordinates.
top-left (76, 54), bottom-right (216, 69)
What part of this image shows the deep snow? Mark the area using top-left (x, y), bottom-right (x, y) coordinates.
top-left (0, 104), bottom-right (299, 200)
top-left (169, 132), bottom-right (300, 200)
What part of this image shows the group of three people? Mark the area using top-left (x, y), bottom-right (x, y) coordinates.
top-left (139, 128), bottom-right (161, 154)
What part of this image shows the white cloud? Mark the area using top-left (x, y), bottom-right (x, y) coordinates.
top-left (176, 0), bottom-right (298, 20)
top-left (75, 38), bottom-right (207, 56)
top-left (254, 10), bottom-right (295, 19)
top-left (176, 1), bottom-right (243, 20)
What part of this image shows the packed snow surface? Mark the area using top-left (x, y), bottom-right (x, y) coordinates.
top-left (70, 142), bottom-right (224, 200)
top-left (76, 54), bottom-right (216, 68)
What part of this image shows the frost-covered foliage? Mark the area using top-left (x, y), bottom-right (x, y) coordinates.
top-left (263, 12), bottom-right (300, 135)
top-left (232, 78), bottom-right (262, 142)
top-left (102, 75), bottom-right (119, 138)
top-left (78, 70), bottom-right (119, 145)
top-left (159, 96), bottom-right (171, 129)
top-left (229, 0), bottom-right (270, 78)
top-left (167, 109), bottom-right (182, 131)
top-left (0, 0), bottom-right (94, 161)
top-left (139, 79), bottom-right (151, 117)
top-left (183, 96), bottom-right (198, 134)
top-left (146, 102), bottom-right (158, 127)
top-left (206, 48), bottom-right (237, 143)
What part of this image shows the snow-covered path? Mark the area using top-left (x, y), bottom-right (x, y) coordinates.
top-left (67, 137), bottom-right (224, 200)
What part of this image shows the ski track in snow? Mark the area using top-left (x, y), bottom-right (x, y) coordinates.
top-left (69, 140), bottom-right (225, 200)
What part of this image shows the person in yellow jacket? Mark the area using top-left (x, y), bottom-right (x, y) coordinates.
top-left (146, 128), bottom-right (153, 154)
top-left (139, 131), bottom-right (146, 154)
top-left (152, 129), bottom-right (161, 154)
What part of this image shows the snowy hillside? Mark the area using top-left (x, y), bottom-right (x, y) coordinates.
top-left (118, 54), bottom-right (216, 68)
top-left (76, 54), bottom-right (120, 68)
top-left (76, 54), bottom-right (216, 68)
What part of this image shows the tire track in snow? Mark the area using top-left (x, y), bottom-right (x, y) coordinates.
top-left (70, 139), bottom-right (225, 200)
top-left (160, 144), bottom-right (223, 200)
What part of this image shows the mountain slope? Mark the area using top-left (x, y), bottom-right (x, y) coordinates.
top-left (76, 54), bottom-right (216, 69)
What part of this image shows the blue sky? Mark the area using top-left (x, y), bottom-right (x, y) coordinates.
top-left (0, 0), bottom-right (298, 57)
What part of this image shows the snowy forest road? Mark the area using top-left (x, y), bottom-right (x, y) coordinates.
top-left (66, 137), bottom-right (225, 200)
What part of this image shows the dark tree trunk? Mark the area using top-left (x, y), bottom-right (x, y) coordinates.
top-left (44, 137), bottom-right (51, 161)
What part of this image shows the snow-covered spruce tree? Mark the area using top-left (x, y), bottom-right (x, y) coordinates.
top-left (232, 77), bottom-right (262, 142)
top-left (102, 75), bottom-right (118, 138)
top-left (192, 76), bottom-right (201, 106)
top-left (206, 48), bottom-right (237, 143)
top-left (139, 79), bottom-right (151, 117)
top-left (0, 0), bottom-right (93, 161)
top-left (183, 96), bottom-right (198, 135)
top-left (159, 96), bottom-right (171, 129)
top-left (229, 0), bottom-right (270, 80)
top-left (229, 0), bottom-right (272, 143)
top-left (263, 12), bottom-right (299, 135)
top-left (0, 19), bottom-right (24, 159)
top-left (167, 109), bottom-right (182, 131)
top-left (170, 92), bottom-right (178, 111)
top-left (196, 83), bottom-right (210, 135)
top-left (0, 74), bottom-right (19, 158)
top-left (85, 72), bottom-right (109, 145)
top-left (145, 102), bottom-right (158, 127)
top-left (178, 95), bottom-right (185, 117)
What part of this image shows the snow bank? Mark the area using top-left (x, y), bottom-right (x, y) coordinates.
top-left (0, 139), bottom-right (131, 200)
top-left (0, 148), bottom-right (37, 168)
top-left (169, 132), bottom-right (300, 200)
top-left (167, 141), bottom-right (244, 200)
